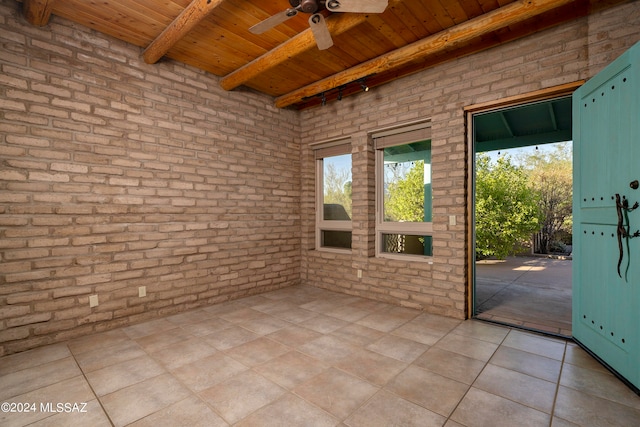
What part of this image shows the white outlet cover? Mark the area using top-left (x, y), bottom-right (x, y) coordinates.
top-left (89, 294), bottom-right (99, 308)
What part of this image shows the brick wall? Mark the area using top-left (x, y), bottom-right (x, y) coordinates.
top-left (299, 2), bottom-right (640, 318)
top-left (0, 0), bottom-right (301, 356)
top-left (1, 0), bottom-right (639, 356)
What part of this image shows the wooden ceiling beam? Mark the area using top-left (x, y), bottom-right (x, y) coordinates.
top-left (143, 0), bottom-right (225, 65)
top-left (275, 0), bottom-right (576, 108)
top-left (220, 0), bottom-right (405, 91)
top-left (220, 13), bottom-right (368, 91)
top-left (22, 0), bottom-right (55, 27)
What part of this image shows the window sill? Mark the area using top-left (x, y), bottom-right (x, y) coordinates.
top-left (376, 252), bottom-right (434, 264)
top-left (313, 247), bottom-right (352, 255)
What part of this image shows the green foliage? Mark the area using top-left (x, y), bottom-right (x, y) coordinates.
top-left (520, 143), bottom-right (573, 254)
top-left (475, 154), bottom-right (542, 259)
top-left (343, 181), bottom-right (352, 201)
top-left (385, 160), bottom-right (425, 222)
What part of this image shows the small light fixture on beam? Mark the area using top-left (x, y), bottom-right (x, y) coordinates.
top-left (309, 75), bottom-right (375, 107)
top-left (359, 78), bottom-right (369, 92)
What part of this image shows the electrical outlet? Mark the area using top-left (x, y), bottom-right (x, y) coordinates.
top-left (357, 269), bottom-right (362, 279)
top-left (449, 215), bottom-right (457, 226)
top-left (89, 294), bottom-right (99, 308)
top-left (138, 286), bottom-right (146, 297)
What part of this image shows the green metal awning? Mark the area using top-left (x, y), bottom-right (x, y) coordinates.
top-left (474, 96), bottom-right (572, 153)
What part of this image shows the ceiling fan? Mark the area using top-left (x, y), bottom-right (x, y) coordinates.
top-left (249, 0), bottom-right (389, 50)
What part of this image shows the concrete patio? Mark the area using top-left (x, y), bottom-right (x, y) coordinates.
top-left (475, 257), bottom-right (572, 336)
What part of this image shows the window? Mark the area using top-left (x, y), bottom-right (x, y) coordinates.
top-left (374, 122), bottom-right (432, 258)
top-left (313, 139), bottom-right (352, 250)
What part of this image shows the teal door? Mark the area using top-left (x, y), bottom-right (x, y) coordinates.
top-left (573, 40), bottom-right (640, 391)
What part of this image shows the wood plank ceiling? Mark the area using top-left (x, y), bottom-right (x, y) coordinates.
top-left (18, 0), bottom-right (631, 109)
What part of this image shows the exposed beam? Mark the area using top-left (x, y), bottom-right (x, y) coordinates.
top-left (548, 103), bottom-right (558, 130)
top-left (143, 0), bottom-right (225, 65)
top-left (220, 13), bottom-right (365, 91)
top-left (220, 0), bottom-right (405, 91)
top-left (499, 113), bottom-right (514, 137)
top-left (23, 0), bottom-right (54, 27)
top-left (275, 0), bottom-right (576, 108)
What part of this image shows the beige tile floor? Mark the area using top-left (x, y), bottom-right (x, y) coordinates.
top-left (1, 285), bottom-right (639, 426)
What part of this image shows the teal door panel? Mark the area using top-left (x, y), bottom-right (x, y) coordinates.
top-left (573, 40), bottom-right (640, 391)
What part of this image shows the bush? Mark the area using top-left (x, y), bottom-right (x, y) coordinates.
top-left (475, 154), bottom-right (543, 259)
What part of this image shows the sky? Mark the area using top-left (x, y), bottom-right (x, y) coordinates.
top-left (324, 141), bottom-right (573, 184)
top-left (483, 141), bottom-right (572, 166)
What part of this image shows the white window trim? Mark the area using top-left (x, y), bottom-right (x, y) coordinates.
top-left (313, 138), bottom-right (352, 253)
top-left (373, 120), bottom-right (433, 261)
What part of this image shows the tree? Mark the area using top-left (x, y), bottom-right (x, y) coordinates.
top-left (475, 154), bottom-right (542, 259)
top-left (385, 160), bottom-right (425, 222)
top-left (323, 163), bottom-right (352, 218)
top-left (520, 142), bottom-right (573, 254)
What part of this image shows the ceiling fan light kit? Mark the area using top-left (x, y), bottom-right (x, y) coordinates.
top-left (250, 0), bottom-right (389, 50)
top-left (294, 0), bottom-right (321, 13)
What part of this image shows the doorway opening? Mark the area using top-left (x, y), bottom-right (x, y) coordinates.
top-left (469, 95), bottom-right (574, 337)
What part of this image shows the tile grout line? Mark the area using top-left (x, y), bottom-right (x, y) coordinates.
top-left (284, 298), bottom-right (387, 425)
top-left (238, 298), bottom-right (418, 425)
top-left (78, 320), bottom-right (224, 426)
top-left (67, 343), bottom-right (116, 427)
top-left (142, 320), bottom-right (239, 426)
top-left (230, 295), bottom-right (360, 425)
top-left (332, 306), bottom-right (436, 423)
top-left (22, 288), bottom-right (610, 426)
top-left (158, 294), bottom-right (338, 425)
top-left (547, 339), bottom-right (568, 427)
top-left (441, 325), bottom-right (512, 426)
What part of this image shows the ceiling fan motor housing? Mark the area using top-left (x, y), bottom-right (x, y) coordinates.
top-left (289, 0), bottom-right (326, 14)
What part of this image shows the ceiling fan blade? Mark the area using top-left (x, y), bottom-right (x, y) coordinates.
top-left (309, 14), bottom-right (333, 50)
top-left (249, 8), bottom-right (298, 34)
top-left (325, 0), bottom-right (388, 13)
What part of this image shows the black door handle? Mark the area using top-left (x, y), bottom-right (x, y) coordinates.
top-left (615, 193), bottom-right (640, 281)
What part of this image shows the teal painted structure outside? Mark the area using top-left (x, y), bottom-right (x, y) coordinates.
top-left (573, 40), bottom-right (640, 391)
top-left (383, 140), bottom-right (432, 255)
top-left (474, 96), bottom-right (572, 153)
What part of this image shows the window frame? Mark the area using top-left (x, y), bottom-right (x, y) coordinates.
top-left (373, 121), bottom-right (433, 261)
top-left (312, 138), bottom-right (352, 253)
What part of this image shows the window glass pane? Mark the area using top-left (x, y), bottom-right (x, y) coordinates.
top-left (383, 141), bottom-right (431, 223)
top-left (323, 154), bottom-right (352, 221)
top-left (382, 234), bottom-right (433, 256)
top-left (321, 230), bottom-right (352, 249)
